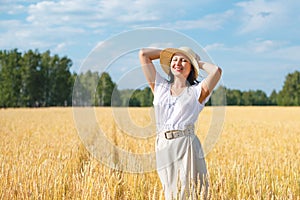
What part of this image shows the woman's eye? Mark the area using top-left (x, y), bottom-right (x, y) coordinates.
top-left (171, 57), bottom-right (188, 63)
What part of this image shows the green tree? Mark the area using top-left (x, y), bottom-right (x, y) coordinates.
top-left (50, 55), bottom-right (72, 106)
top-left (0, 49), bottom-right (22, 107)
top-left (79, 70), bottom-right (99, 106)
top-left (129, 89), bottom-right (141, 107)
top-left (111, 85), bottom-right (122, 107)
top-left (40, 50), bottom-right (52, 106)
top-left (269, 90), bottom-right (278, 105)
top-left (139, 87), bottom-right (154, 107)
top-left (126, 87), bottom-right (154, 107)
top-left (253, 90), bottom-right (268, 105)
top-left (242, 91), bottom-right (253, 106)
top-left (97, 72), bottom-right (120, 106)
top-left (229, 89), bottom-right (244, 105)
top-left (0, 49), bottom-right (73, 107)
top-left (20, 49), bottom-right (43, 107)
top-left (119, 89), bottom-right (135, 106)
top-left (277, 71), bottom-right (300, 106)
top-left (241, 90), bottom-right (268, 106)
top-left (210, 85), bottom-right (227, 106)
top-left (72, 72), bottom-right (92, 106)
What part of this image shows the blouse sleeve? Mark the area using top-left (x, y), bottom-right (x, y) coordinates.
top-left (154, 72), bottom-right (167, 94)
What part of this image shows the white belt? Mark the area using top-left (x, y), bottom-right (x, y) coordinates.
top-left (163, 126), bottom-right (194, 140)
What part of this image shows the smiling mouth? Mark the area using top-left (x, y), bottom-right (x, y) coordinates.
top-left (173, 66), bottom-right (183, 71)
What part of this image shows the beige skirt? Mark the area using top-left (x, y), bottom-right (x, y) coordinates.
top-left (156, 133), bottom-right (209, 200)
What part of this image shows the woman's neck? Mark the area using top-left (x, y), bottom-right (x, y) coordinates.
top-left (172, 77), bottom-right (187, 88)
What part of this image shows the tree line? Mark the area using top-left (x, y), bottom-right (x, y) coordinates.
top-left (0, 49), bottom-right (299, 107)
top-left (0, 49), bottom-right (74, 107)
top-left (72, 70), bottom-right (153, 107)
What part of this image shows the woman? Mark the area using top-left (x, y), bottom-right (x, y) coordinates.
top-left (139, 47), bottom-right (222, 199)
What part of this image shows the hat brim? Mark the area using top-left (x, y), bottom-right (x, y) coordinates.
top-left (160, 48), bottom-right (199, 78)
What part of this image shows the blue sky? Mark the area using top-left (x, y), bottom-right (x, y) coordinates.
top-left (1, 0), bottom-right (299, 95)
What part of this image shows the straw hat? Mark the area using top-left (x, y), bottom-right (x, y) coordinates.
top-left (160, 47), bottom-right (200, 79)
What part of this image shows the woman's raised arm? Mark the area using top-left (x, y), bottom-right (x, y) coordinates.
top-left (198, 61), bottom-right (222, 104)
top-left (139, 48), bottom-right (161, 92)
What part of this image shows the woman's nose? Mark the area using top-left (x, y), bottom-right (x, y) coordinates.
top-left (175, 60), bottom-right (182, 65)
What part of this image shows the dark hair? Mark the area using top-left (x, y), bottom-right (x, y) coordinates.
top-left (168, 64), bottom-right (199, 86)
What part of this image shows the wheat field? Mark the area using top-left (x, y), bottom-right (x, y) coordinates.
top-left (0, 107), bottom-right (299, 199)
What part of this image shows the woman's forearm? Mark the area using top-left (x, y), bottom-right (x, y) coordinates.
top-left (139, 48), bottom-right (161, 92)
top-left (139, 48), bottom-right (161, 62)
top-left (198, 61), bottom-right (222, 93)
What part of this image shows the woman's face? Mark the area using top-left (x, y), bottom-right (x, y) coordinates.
top-left (170, 53), bottom-right (192, 79)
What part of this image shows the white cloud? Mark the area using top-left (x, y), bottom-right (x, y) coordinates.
top-left (0, 17), bottom-right (85, 51)
top-left (165, 10), bottom-right (234, 31)
top-left (236, 0), bottom-right (288, 34)
top-left (204, 43), bottom-right (225, 51)
top-left (26, 1), bottom-right (100, 27)
top-left (24, 0), bottom-right (220, 28)
top-left (0, 0), bottom-right (236, 53)
top-left (0, 1), bottom-right (25, 14)
top-left (242, 38), bottom-right (300, 62)
top-left (25, 0), bottom-right (166, 28)
top-left (270, 45), bottom-right (300, 62)
top-left (54, 42), bottom-right (67, 53)
top-left (248, 38), bottom-right (286, 53)
top-left (148, 42), bottom-right (175, 49)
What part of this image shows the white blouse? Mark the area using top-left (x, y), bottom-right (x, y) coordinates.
top-left (153, 72), bottom-right (210, 134)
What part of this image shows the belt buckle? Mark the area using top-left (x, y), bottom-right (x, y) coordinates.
top-left (165, 130), bottom-right (175, 140)
top-left (165, 130), bottom-right (181, 140)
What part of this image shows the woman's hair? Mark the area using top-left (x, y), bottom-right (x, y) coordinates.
top-left (168, 64), bottom-right (199, 86)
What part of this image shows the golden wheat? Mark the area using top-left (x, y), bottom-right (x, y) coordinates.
top-left (0, 107), bottom-right (299, 199)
